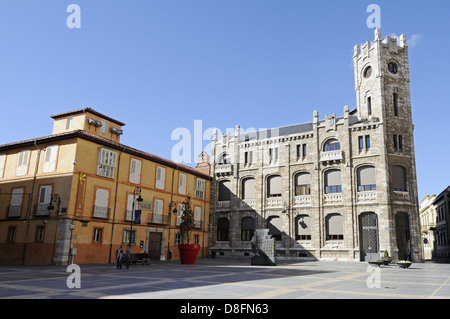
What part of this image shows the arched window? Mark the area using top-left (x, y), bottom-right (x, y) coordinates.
top-left (217, 218), bottom-right (229, 241)
top-left (268, 216), bottom-right (282, 241)
top-left (326, 213), bottom-right (343, 240)
top-left (294, 172), bottom-right (311, 196)
top-left (218, 153), bottom-right (231, 165)
top-left (325, 169), bottom-right (342, 194)
top-left (218, 180), bottom-right (232, 201)
top-left (324, 139), bottom-right (340, 152)
top-left (296, 214), bottom-right (311, 240)
top-left (242, 178), bottom-right (255, 200)
top-left (241, 217), bottom-right (255, 241)
top-left (357, 166), bottom-right (376, 191)
top-left (392, 165), bottom-right (407, 191)
top-left (267, 175), bottom-right (282, 197)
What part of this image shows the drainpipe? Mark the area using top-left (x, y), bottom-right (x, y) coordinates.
top-left (21, 140), bottom-right (41, 266)
top-left (108, 147), bottom-right (125, 263)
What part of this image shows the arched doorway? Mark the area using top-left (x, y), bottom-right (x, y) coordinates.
top-left (359, 212), bottom-right (379, 261)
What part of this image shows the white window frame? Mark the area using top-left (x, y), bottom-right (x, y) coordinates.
top-left (126, 193), bottom-right (138, 221)
top-left (155, 166), bottom-right (166, 190)
top-left (100, 119), bottom-right (108, 134)
top-left (43, 145), bottom-right (58, 173)
top-left (16, 150), bottom-right (30, 176)
top-left (194, 178), bottom-right (206, 199)
top-left (97, 148), bottom-right (117, 178)
top-left (176, 203), bottom-right (184, 226)
top-left (66, 117), bottom-right (73, 130)
top-left (129, 158), bottom-right (142, 184)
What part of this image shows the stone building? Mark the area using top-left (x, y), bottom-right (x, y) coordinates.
top-left (209, 29), bottom-right (422, 262)
top-left (419, 195), bottom-right (436, 261)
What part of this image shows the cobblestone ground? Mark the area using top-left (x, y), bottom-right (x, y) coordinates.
top-left (0, 258), bottom-right (449, 299)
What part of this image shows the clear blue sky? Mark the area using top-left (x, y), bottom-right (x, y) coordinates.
top-left (0, 0), bottom-right (449, 201)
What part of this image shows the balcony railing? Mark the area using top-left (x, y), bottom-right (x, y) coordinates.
top-left (217, 200), bottom-right (231, 210)
top-left (320, 150), bottom-right (343, 162)
top-left (357, 191), bottom-right (377, 202)
top-left (294, 195), bottom-right (311, 206)
top-left (324, 193), bottom-right (342, 203)
top-left (240, 199), bottom-right (256, 209)
top-left (266, 197), bottom-right (282, 207)
top-left (215, 164), bottom-right (233, 175)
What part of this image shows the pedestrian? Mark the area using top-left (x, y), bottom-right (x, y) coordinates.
top-left (115, 246), bottom-right (123, 269)
top-left (125, 245), bottom-right (131, 269)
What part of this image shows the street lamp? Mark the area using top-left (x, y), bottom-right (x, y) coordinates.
top-left (47, 194), bottom-right (61, 215)
top-left (129, 187), bottom-right (143, 248)
top-left (167, 200), bottom-right (179, 260)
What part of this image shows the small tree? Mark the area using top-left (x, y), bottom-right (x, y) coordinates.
top-left (179, 195), bottom-right (195, 244)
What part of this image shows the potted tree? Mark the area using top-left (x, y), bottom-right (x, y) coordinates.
top-left (380, 250), bottom-right (393, 265)
top-left (177, 195), bottom-right (200, 264)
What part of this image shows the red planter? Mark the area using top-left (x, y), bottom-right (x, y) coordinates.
top-left (178, 244), bottom-right (200, 264)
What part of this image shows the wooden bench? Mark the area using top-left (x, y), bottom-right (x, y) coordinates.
top-left (129, 253), bottom-right (149, 265)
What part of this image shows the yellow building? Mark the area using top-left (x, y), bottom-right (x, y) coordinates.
top-left (0, 108), bottom-right (211, 265)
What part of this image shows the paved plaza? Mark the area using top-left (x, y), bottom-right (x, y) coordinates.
top-left (0, 258), bottom-right (449, 300)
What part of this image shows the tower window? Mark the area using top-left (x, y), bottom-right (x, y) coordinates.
top-left (388, 62), bottom-right (398, 74)
top-left (393, 93), bottom-right (399, 116)
top-left (363, 66), bottom-right (372, 78)
top-left (367, 97), bottom-right (372, 116)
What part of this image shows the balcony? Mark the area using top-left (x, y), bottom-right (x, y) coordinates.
top-left (357, 191), bottom-right (377, 202)
top-left (294, 195), bottom-right (312, 206)
top-left (266, 197), bottom-right (282, 207)
top-left (320, 150), bottom-right (343, 162)
top-left (324, 193), bottom-right (342, 204)
top-left (240, 199), bottom-right (256, 209)
top-left (217, 200), bottom-right (231, 210)
top-left (215, 164), bottom-right (233, 175)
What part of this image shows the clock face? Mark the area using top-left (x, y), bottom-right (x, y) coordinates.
top-left (363, 66), bottom-right (372, 78)
top-left (388, 62), bottom-right (398, 74)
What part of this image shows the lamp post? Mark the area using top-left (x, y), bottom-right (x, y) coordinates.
top-left (130, 187), bottom-right (143, 248)
top-left (167, 201), bottom-right (179, 260)
top-left (47, 194), bottom-right (61, 265)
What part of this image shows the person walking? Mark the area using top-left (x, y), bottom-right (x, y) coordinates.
top-left (124, 246), bottom-right (131, 269)
top-left (115, 246), bottom-right (123, 269)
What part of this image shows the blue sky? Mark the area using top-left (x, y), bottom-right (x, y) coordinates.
top-left (0, 0), bottom-right (449, 201)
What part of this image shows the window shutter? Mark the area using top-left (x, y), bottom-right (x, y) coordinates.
top-left (392, 166), bottom-right (407, 190)
top-left (94, 189), bottom-right (109, 218)
top-left (218, 180), bottom-right (231, 201)
top-left (43, 145), bottom-right (58, 173)
top-left (126, 194), bottom-right (137, 221)
top-left (194, 206), bottom-right (201, 228)
top-left (9, 188), bottom-right (24, 217)
top-left (176, 203), bottom-right (184, 226)
top-left (242, 178), bottom-right (255, 199)
top-left (268, 175), bottom-right (282, 195)
top-left (0, 154), bottom-right (6, 178)
top-left (296, 173), bottom-right (311, 186)
top-left (153, 199), bottom-right (163, 223)
top-left (358, 166), bottom-right (376, 186)
top-left (16, 150), bottom-right (30, 176)
top-left (156, 167), bottom-right (166, 189)
top-left (178, 173), bottom-right (187, 194)
top-left (37, 185), bottom-right (52, 215)
top-left (297, 215), bottom-right (311, 236)
top-left (325, 170), bottom-right (341, 186)
top-left (327, 214), bottom-right (343, 236)
top-left (129, 159), bottom-right (141, 184)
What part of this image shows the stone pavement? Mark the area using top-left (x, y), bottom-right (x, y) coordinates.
top-left (0, 258), bottom-right (450, 300)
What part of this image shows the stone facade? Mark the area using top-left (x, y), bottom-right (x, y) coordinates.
top-left (209, 29), bottom-right (422, 262)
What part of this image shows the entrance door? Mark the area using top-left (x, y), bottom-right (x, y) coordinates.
top-left (360, 212), bottom-right (379, 261)
top-left (148, 232), bottom-right (162, 260)
top-left (395, 212), bottom-right (411, 261)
